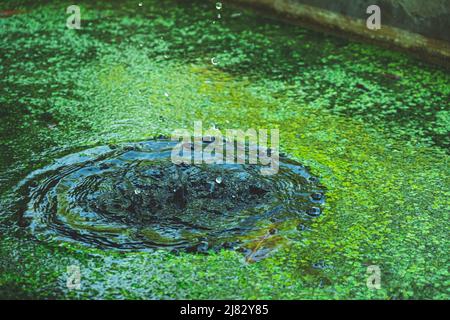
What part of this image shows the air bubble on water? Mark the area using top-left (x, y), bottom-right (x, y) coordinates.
top-left (307, 207), bottom-right (321, 217)
top-left (216, 2), bottom-right (222, 10)
top-left (310, 192), bottom-right (323, 201)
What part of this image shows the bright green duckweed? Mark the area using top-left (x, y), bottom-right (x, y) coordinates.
top-left (0, 0), bottom-right (448, 299)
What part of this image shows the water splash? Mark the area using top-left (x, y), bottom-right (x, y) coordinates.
top-left (14, 139), bottom-right (325, 259)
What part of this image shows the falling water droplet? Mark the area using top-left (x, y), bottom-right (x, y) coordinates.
top-left (211, 57), bottom-right (218, 65)
top-left (216, 2), bottom-right (222, 10)
top-left (215, 176), bottom-right (223, 184)
top-left (217, 13), bottom-right (221, 19)
top-left (138, 2), bottom-right (143, 7)
top-left (164, 92), bottom-right (169, 97)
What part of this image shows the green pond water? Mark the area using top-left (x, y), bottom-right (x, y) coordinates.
top-left (0, 0), bottom-right (449, 299)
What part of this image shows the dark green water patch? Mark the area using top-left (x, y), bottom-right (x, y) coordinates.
top-left (13, 140), bottom-right (324, 258)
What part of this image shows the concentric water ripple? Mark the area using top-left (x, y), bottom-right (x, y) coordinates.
top-left (15, 140), bottom-right (325, 258)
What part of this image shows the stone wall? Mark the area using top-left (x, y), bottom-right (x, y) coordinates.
top-left (291, 0), bottom-right (450, 42)
top-left (232, 0), bottom-right (450, 63)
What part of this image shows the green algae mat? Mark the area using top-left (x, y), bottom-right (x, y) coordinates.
top-left (0, 0), bottom-right (449, 299)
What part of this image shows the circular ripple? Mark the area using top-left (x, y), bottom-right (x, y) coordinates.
top-left (16, 140), bottom-right (325, 257)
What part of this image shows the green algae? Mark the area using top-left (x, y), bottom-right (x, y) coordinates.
top-left (0, 0), bottom-right (449, 299)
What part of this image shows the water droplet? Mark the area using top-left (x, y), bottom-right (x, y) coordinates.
top-left (164, 92), bottom-right (169, 97)
top-left (312, 261), bottom-right (327, 269)
top-left (197, 241), bottom-right (209, 253)
top-left (216, 2), bottom-right (222, 10)
top-left (215, 176), bottom-right (222, 184)
top-left (310, 192), bottom-right (323, 201)
top-left (307, 207), bottom-right (321, 217)
top-left (211, 57), bottom-right (218, 65)
top-left (138, 2), bottom-right (143, 7)
top-left (308, 176), bottom-right (318, 183)
top-left (134, 189), bottom-right (141, 195)
top-left (217, 13), bottom-right (221, 19)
